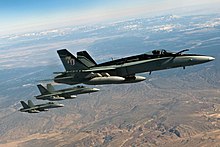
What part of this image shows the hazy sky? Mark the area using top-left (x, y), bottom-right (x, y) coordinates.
top-left (0, 0), bottom-right (220, 35)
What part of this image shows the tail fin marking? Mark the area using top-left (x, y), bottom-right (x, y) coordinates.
top-left (57, 49), bottom-right (88, 71)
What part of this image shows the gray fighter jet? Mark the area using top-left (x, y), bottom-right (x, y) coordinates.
top-left (19, 100), bottom-right (64, 113)
top-left (54, 49), bottom-right (215, 85)
top-left (35, 84), bottom-right (99, 101)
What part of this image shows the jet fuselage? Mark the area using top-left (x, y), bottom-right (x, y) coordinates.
top-left (35, 84), bottom-right (99, 101)
top-left (20, 101), bottom-right (64, 113)
top-left (54, 49), bottom-right (214, 85)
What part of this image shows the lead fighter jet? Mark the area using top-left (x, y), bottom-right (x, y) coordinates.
top-left (35, 84), bottom-right (99, 101)
top-left (19, 100), bottom-right (64, 113)
top-left (54, 49), bottom-right (214, 85)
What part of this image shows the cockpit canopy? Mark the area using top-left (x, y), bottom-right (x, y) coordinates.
top-left (146, 49), bottom-right (172, 55)
top-left (77, 85), bottom-right (85, 88)
top-left (146, 49), bottom-right (189, 56)
top-left (48, 102), bottom-right (55, 104)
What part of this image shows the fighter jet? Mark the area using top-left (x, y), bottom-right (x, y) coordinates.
top-left (54, 49), bottom-right (215, 85)
top-left (35, 84), bottom-right (99, 101)
top-left (19, 100), bottom-right (64, 113)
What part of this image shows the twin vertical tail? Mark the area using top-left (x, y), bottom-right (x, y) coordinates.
top-left (77, 51), bottom-right (97, 67)
top-left (28, 100), bottom-right (35, 107)
top-left (20, 101), bottom-right (30, 109)
top-left (57, 49), bottom-right (89, 71)
top-left (37, 84), bottom-right (50, 95)
top-left (20, 100), bottom-right (35, 108)
top-left (46, 84), bottom-right (55, 92)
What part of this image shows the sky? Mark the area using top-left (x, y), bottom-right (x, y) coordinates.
top-left (0, 0), bottom-right (220, 35)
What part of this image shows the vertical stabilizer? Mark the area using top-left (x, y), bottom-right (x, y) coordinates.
top-left (20, 101), bottom-right (30, 109)
top-left (47, 84), bottom-right (55, 92)
top-left (28, 100), bottom-right (35, 107)
top-left (37, 84), bottom-right (50, 95)
top-left (77, 51), bottom-right (97, 67)
top-left (57, 49), bottom-right (88, 71)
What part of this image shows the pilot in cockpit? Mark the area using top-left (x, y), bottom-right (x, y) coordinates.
top-left (152, 49), bottom-right (168, 55)
top-left (152, 50), bottom-right (161, 55)
top-left (161, 49), bottom-right (168, 55)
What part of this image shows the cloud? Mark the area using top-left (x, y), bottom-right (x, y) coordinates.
top-left (152, 24), bottom-right (181, 32)
top-left (0, 32), bottom-right (116, 69)
top-left (1, 0), bottom-right (220, 36)
top-left (1, 13), bottom-right (219, 69)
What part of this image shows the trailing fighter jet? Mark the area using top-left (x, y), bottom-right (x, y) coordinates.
top-left (54, 49), bottom-right (215, 85)
top-left (35, 84), bottom-right (99, 101)
top-left (19, 100), bottom-right (64, 113)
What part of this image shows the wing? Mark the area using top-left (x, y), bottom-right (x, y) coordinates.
top-left (84, 67), bottom-right (116, 72)
top-left (53, 67), bottom-right (116, 74)
top-left (36, 92), bottom-right (64, 98)
top-left (36, 92), bottom-right (68, 100)
top-left (21, 107), bottom-right (40, 113)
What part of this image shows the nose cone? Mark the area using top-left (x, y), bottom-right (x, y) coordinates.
top-left (208, 56), bottom-right (215, 61)
top-left (190, 56), bottom-right (215, 64)
top-left (57, 104), bottom-right (64, 107)
top-left (91, 88), bottom-right (100, 92)
top-left (199, 56), bottom-right (215, 62)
